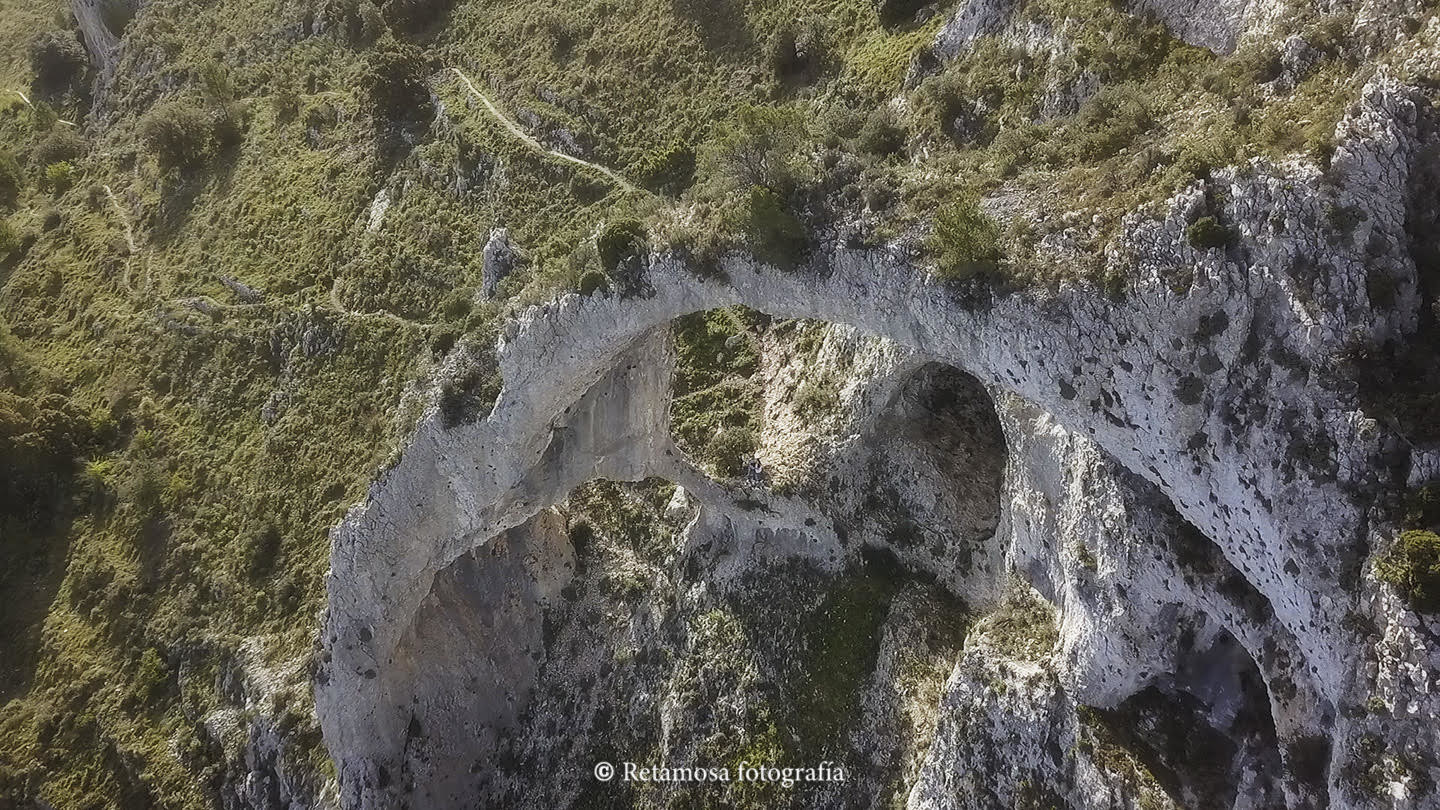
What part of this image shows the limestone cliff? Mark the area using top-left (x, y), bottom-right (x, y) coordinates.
top-left (314, 63), bottom-right (1440, 808)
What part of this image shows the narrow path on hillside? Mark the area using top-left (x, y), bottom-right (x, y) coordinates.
top-left (5, 90), bottom-right (76, 125)
top-left (328, 277), bottom-right (430, 328)
top-left (103, 183), bottom-right (151, 295)
top-left (446, 68), bottom-right (640, 194)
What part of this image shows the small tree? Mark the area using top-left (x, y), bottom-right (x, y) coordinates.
top-left (1186, 216), bottom-right (1232, 250)
top-left (708, 425), bottom-right (757, 479)
top-left (33, 127), bottom-right (86, 166)
top-left (855, 107), bottom-right (907, 157)
top-left (0, 219), bottom-right (21, 262)
top-left (29, 30), bottom-right (88, 93)
top-left (140, 99), bottom-right (214, 169)
top-left (597, 219), bottom-right (648, 293)
top-left (44, 162), bottom-right (75, 194)
top-left (597, 219), bottom-right (648, 271)
top-left (740, 185), bottom-right (807, 270)
top-left (702, 104), bottom-right (806, 195)
top-left (929, 196), bottom-right (1002, 281)
top-left (362, 40), bottom-right (433, 124)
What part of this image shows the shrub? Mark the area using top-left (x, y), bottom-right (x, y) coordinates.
top-left (1186, 216), bottom-right (1232, 250)
top-left (768, 18), bottom-right (826, 84)
top-left (32, 127), bottom-right (86, 166)
top-left (855, 107), bottom-right (907, 158)
top-left (140, 99), bottom-right (214, 169)
top-left (794, 378), bottom-right (838, 416)
top-left (578, 269), bottom-right (610, 296)
top-left (137, 648), bottom-right (168, 697)
top-left (874, 0), bottom-right (927, 26)
top-left (707, 425), bottom-right (757, 478)
top-left (915, 71), bottom-right (971, 142)
top-left (0, 151), bottom-right (21, 207)
top-left (362, 40), bottom-right (434, 124)
top-left (29, 30), bottom-right (88, 92)
top-left (633, 140), bottom-right (696, 196)
top-left (929, 196), bottom-right (1002, 281)
top-left (1067, 86), bottom-right (1153, 162)
top-left (381, 0), bottom-right (455, 34)
top-left (702, 104), bottom-right (806, 195)
top-left (0, 219), bottom-right (21, 262)
top-left (245, 523), bottom-right (283, 579)
top-left (0, 392), bottom-right (102, 523)
top-left (197, 60), bottom-right (234, 103)
top-left (43, 162), bottom-right (75, 193)
top-left (597, 219), bottom-right (648, 273)
top-left (1377, 530), bottom-right (1440, 613)
top-left (739, 185), bottom-right (807, 270)
top-left (211, 101), bottom-right (248, 152)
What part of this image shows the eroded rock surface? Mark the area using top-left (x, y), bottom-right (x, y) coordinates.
top-left (314, 71), bottom-right (1440, 810)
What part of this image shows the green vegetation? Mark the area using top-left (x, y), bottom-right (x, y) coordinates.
top-left (1377, 530), bottom-right (1440, 613)
top-left (632, 139), bottom-right (696, 196)
top-left (670, 308), bottom-right (764, 478)
top-left (0, 150), bottom-right (21, 207)
top-left (981, 581), bottom-right (1059, 660)
top-left (139, 99), bottom-right (223, 170)
top-left (929, 196), bottom-right (1002, 281)
top-left (789, 566), bottom-right (902, 758)
top-left (596, 217), bottom-right (648, 287)
top-left (0, 0), bottom-right (1426, 803)
top-left (736, 184), bottom-right (808, 269)
top-left (28, 29), bottom-right (87, 94)
top-left (1186, 215), bottom-right (1232, 250)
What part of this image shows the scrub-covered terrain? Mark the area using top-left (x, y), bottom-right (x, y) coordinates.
top-left (1, 0), bottom-right (1439, 807)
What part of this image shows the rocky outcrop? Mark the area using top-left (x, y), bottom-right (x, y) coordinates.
top-left (314, 74), bottom-right (1440, 809)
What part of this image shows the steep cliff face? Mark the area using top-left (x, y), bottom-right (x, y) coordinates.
top-left (313, 61), bottom-right (1440, 808)
top-left (6, 0), bottom-right (1439, 803)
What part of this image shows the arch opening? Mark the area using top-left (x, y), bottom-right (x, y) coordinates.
top-left (378, 322), bottom-right (1012, 808)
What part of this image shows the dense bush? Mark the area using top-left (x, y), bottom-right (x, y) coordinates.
top-left (361, 40), bottom-right (434, 124)
top-left (577, 269), bottom-right (609, 296)
top-left (0, 220), bottom-right (21, 262)
top-left (702, 104), bottom-right (806, 195)
top-left (855, 108), bottom-right (907, 157)
top-left (739, 186), bottom-right (807, 270)
top-left (0, 392), bottom-right (104, 524)
top-left (1377, 530), bottom-right (1440, 613)
top-left (597, 218), bottom-right (648, 276)
top-left (43, 162), bottom-right (75, 194)
top-left (29, 30), bottom-right (88, 93)
top-left (707, 425), bottom-right (757, 478)
top-left (0, 151), bottom-right (21, 208)
top-left (32, 127), bottom-right (86, 167)
top-left (633, 140), bottom-right (696, 196)
top-left (768, 18), bottom-right (826, 84)
top-left (139, 99), bottom-right (215, 169)
top-left (928, 196), bottom-right (1001, 281)
top-left (873, 0), bottom-right (927, 26)
top-left (915, 71), bottom-right (991, 146)
top-left (1186, 216), bottom-right (1232, 250)
top-left (380, 0), bottom-right (456, 34)
top-left (1066, 86), bottom-right (1153, 163)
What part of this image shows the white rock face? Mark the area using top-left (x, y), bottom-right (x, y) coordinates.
top-left (315, 76), bottom-right (1440, 809)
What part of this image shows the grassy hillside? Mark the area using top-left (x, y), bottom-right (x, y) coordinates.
top-left (0, 0), bottom-right (1431, 805)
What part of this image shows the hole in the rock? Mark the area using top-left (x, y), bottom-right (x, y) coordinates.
top-left (1090, 623), bottom-right (1283, 809)
top-left (387, 324), bottom-right (1015, 808)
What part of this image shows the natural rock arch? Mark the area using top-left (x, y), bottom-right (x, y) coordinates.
top-left (316, 204), bottom-right (1406, 805)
